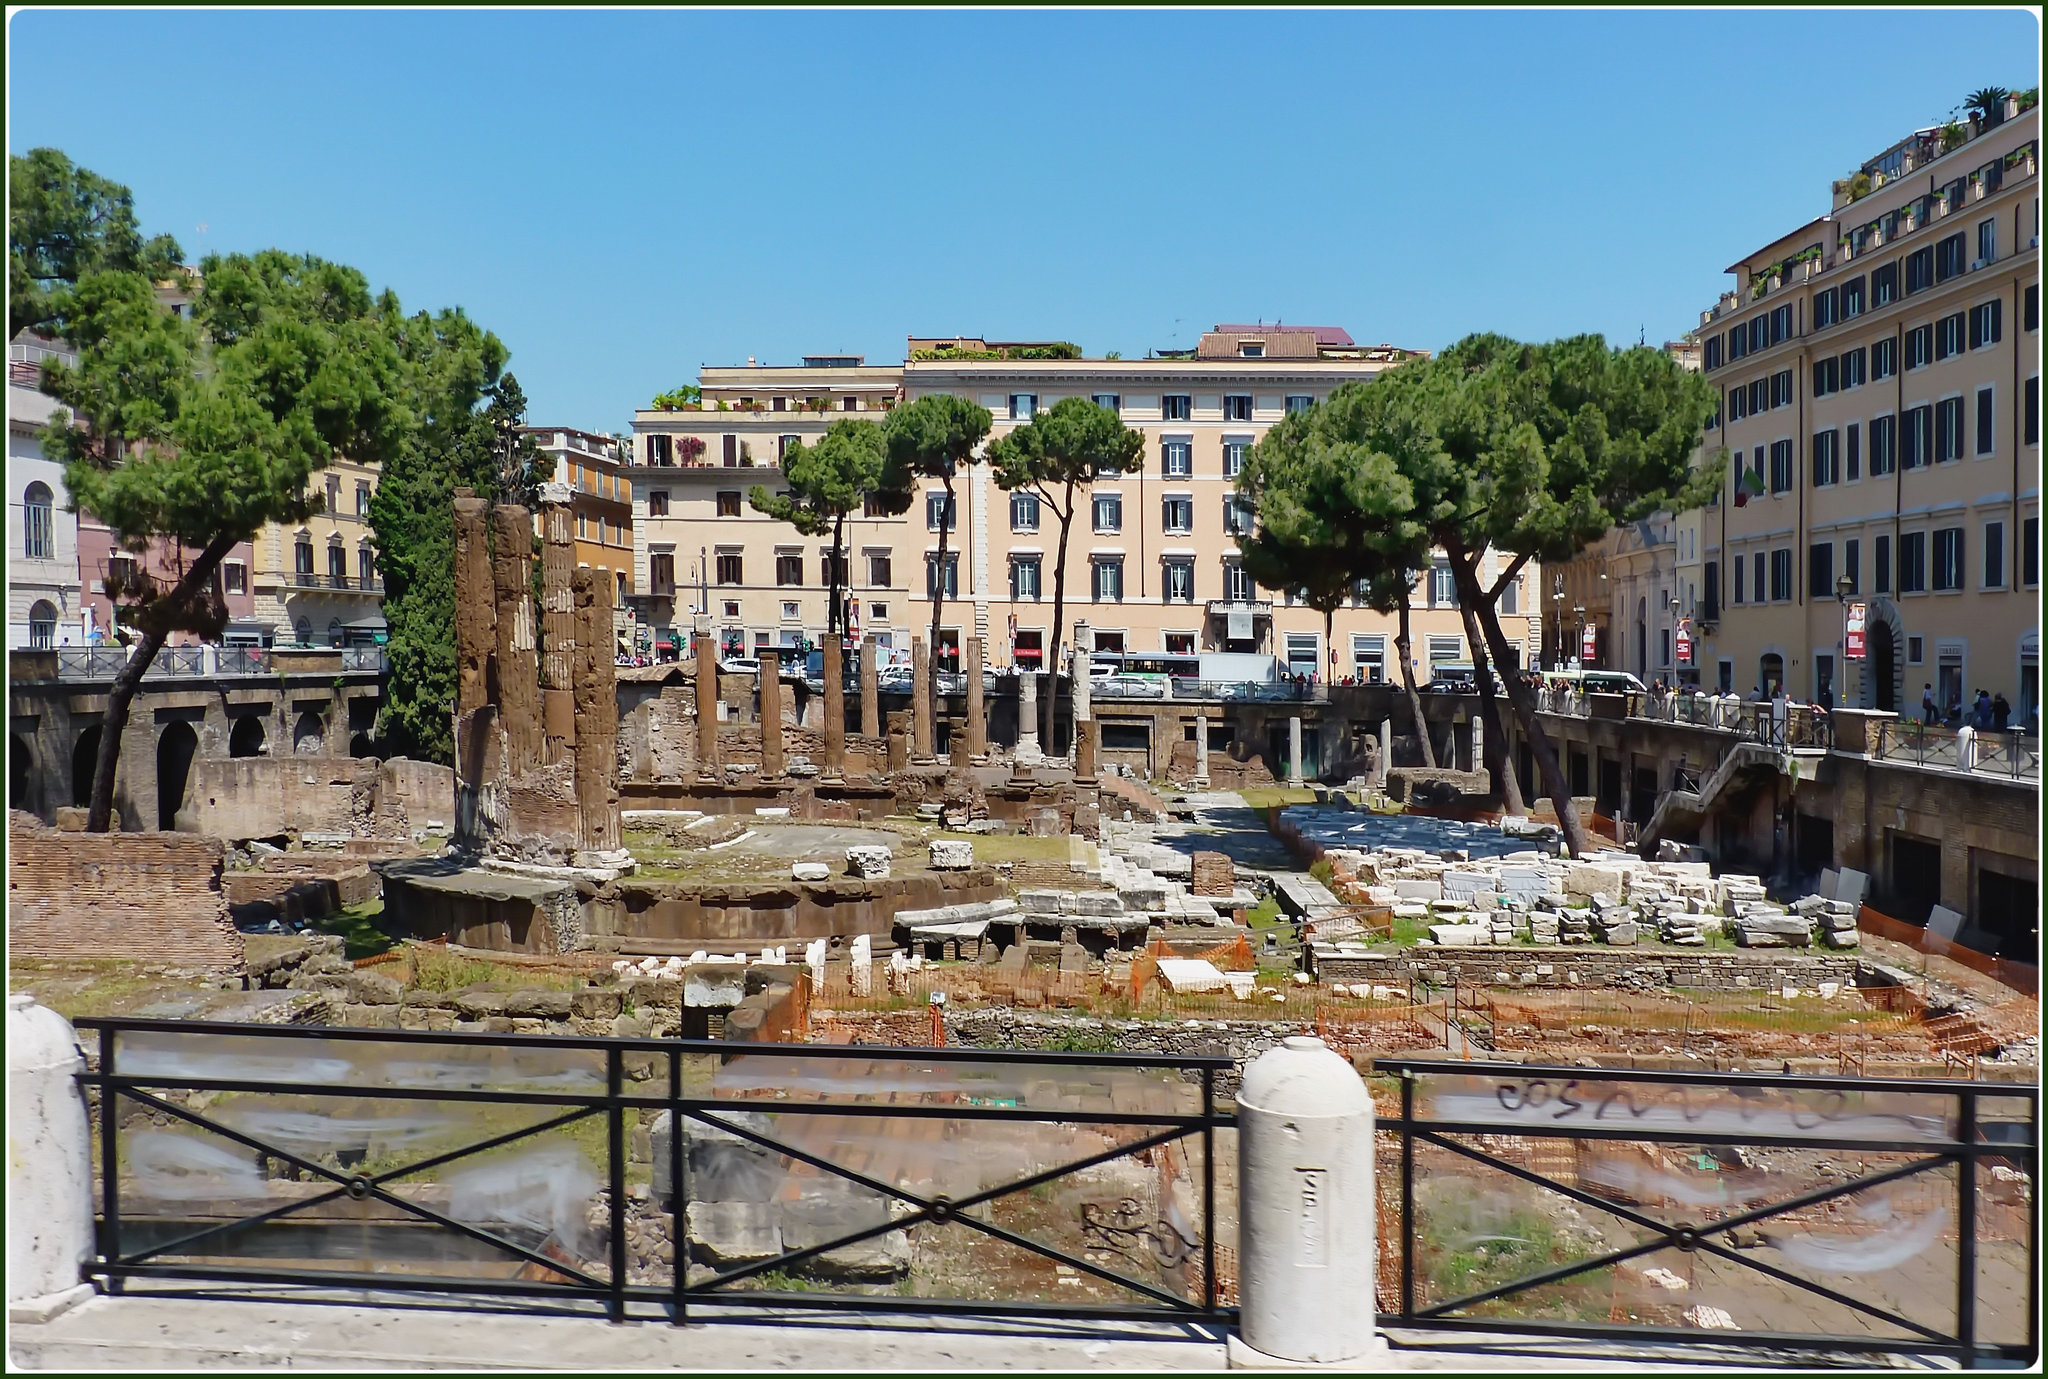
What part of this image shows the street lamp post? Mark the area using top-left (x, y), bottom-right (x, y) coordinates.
top-left (1835, 574), bottom-right (1854, 706)
top-left (1667, 593), bottom-right (1682, 684)
top-left (1551, 573), bottom-right (1566, 670)
top-left (1573, 604), bottom-right (1586, 671)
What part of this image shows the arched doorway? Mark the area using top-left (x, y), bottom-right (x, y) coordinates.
top-left (293, 711), bottom-right (326, 755)
top-left (1759, 653), bottom-right (1784, 698)
top-left (156, 721), bottom-right (199, 831)
top-left (229, 715), bottom-right (266, 758)
top-left (71, 725), bottom-right (102, 808)
top-left (12, 733), bottom-right (36, 814)
top-left (1870, 621), bottom-right (1897, 712)
top-left (27, 599), bottom-right (58, 650)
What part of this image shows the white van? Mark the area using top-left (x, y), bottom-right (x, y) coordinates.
top-left (1541, 668), bottom-right (1647, 696)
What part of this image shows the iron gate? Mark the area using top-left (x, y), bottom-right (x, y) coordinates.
top-left (75, 1017), bottom-right (1234, 1324)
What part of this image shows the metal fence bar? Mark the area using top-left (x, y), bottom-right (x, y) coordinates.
top-left (1958, 1086), bottom-right (1978, 1366)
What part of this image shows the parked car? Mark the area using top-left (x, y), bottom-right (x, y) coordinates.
top-left (719, 656), bottom-right (761, 676)
top-left (876, 664), bottom-right (916, 691)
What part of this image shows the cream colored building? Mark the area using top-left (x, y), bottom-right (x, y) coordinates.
top-left (1691, 103), bottom-right (2040, 721)
top-left (524, 426), bottom-right (636, 656)
top-left (250, 455), bottom-right (384, 647)
top-left (628, 329), bottom-right (1546, 679)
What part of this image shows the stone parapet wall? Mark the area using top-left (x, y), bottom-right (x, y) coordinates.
top-left (1312, 946), bottom-right (1863, 991)
top-left (8, 813), bottom-right (244, 971)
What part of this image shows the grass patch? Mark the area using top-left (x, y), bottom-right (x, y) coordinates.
top-left (930, 831), bottom-right (1073, 867)
top-left (12, 960), bottom-right (167, 1021)
top-left (1235, 787), bottom-right (1316, 812)
top-left (1308, 858), bottom-right (1336, 888)
top-left (403, 946), bottom-right (581, 993)
top-left (1244, 896), bottom-right (1283, 930)
top-left (1390, 916), bottom-right (1433, 947)
top-left (1424, 1208), bottom-right (1611, 1322)
top-left (313, 900), bottom-right (398, 961)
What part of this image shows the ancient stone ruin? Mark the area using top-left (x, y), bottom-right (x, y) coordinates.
top-left (452, 485), bottom-right (626, 872)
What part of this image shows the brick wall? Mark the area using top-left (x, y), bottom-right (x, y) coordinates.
top-left (1191, 851), bottom-right (1235, 898)
top-left (1008, 859), bottom-right (1107, 891)
top-left (8, 813), bottom-right (244, 970)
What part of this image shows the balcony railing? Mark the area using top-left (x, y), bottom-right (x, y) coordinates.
top-left (39, 644), bottom-right (389, 680)
top-left (1204, 598), bottom-right (1274, 618)
top-left (1874, 719), bottom-right (2040, 780)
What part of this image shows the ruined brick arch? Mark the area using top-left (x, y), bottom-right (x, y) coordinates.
top-left (11, 732), bottom-right (36, 813)
top-left (70, 725), bottom-right (101, 808)
top-left (156, 720), bottom-right (199, 831)
top-left (292, 711), bottom-right (326, 755)
top-left (228, 715), bottom-right (266, 759)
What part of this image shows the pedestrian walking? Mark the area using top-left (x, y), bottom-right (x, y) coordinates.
top-left (1921, 683), bottom-right (1939, 726)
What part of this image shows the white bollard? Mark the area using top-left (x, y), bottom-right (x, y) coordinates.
top-left (1232, 1035), bottom-right (1382, 1367)
top-left (7, 994), bottom-right (96, 1321)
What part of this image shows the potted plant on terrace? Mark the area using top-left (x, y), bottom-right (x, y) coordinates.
top-left (1967, 87), bottom-right (2010, 128)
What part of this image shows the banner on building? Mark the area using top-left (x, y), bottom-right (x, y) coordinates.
top-left (846, 597), bottom-right (861, 646)
top-left (1675, 618), bottom-right (1692, 666)
top-left (1845, 601), bottom-right (1867, 660)
top-left (1580, 623), bottom-right (1598, 661)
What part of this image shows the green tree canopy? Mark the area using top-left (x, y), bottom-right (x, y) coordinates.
top-left (884, 395), bottom-right (991, 686)
top-left (9, 147), bottom-right (184, 340)
top-left (751, 418), bottom-right (909, 635)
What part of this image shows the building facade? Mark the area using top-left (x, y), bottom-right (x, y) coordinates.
top-left (525, 426), bottom-right (636, 657)
top-left (628, 328), bottom-right (1545, 679)
top-left (1692, 104), bottom-right (2040, 722)
top-left (247, 455), bottom-right (384, 647)
top-left (7, 344), bottom-right (85, 649)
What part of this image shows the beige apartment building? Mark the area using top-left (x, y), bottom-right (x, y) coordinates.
top-left (524, 426), bottom-right (637, 657)
top-left (248, 455), bottom-right (385, 647)
top-left (1691, 103), bottom-right (2040, 723)
top-left (628, 328), bottom-right (1546, 679)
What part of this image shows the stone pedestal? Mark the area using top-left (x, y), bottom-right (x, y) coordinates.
top-left (1287, 715), bottom-right (1304, 787)
top-left (1018, 669), bottom-right (1041, 762)
top-left (912, 637), bottom-right (935, 762)
top-left (965, 637), bottom-right (987, 759)
top-left (694, 615), bottom-right (719, 779)
top-left (1076, 719), bottom-right (1099, 782)
top-left (860, 636), bottom-right (881, 745)
top-left (887, 722), bottom-right (909, 774)
top-left (1194, 713), bottom-right (1211, 789)
top-left (760, 650), bottom-right (785, 779)
top-left (8, 995), bottom-right (93, 1322)
top-left (823, 637), bottom-right (845, 780)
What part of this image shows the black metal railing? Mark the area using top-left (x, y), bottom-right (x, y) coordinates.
top-left (74, 1018), bottom-right (1234, 1326)
top-left (1375, 1057), bottom-right (2037, 1368)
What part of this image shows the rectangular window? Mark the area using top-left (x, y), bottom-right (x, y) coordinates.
top-left (867, 553), bottom-right (891, 587)
top-left (1874, 534), bottom-right (1892, 595)
top-left (1812, 428), bottom-right (1838, 485)
top-left (1749, 379), bottom-right (1767, 414)
top-left (1813, 287), bottom-right (1837, 330)
top-left (1935, 397), bottom-right (1965, 462)
top-left (2027, 284), bottom-right (2040, 332)
top-left (859, 492), bottom-right (887, 518)
top-left (1009, 556), bottom-right (1040, 600)
top-left (1728, 324), bottom-right (1748, 361)
top-left (1846, 421), bottom-right (1861, 480)
top-left (1931, 528), bottom-right (1964, 591)
top-left (1008, 490), bottom-right (1040, 532)
top-left (1091, 557), bottom-right (1123, 602)
top-left (1091, 393), bottom-right (1120, 413)
top-left (715, 552), bottom-right (743, 585)
top-left (2028, 376), bottom-right (2040, 446)
top-left (1092, 492), bottom-right (1123, 532)
top-left (1935, 312), bottom-right (1965, 360)
top-left (1906, 324), bottom-right (1933, 369)
top-left (926, 492), bottom-right (956, 530)
top-left (1727, 385), bottom-right (1746, 422)
top-left (925, 554), bottom-right (959, 599)
top-left (1902, 405), bottom-right (1933, 468)
top-left (778, 434), bottom-right (799, 461)
top-left (1223, 395), bottom-right (1252, 422)
top-left (222, 561), bottom-right (246, 595)
top-left (1771, 370), bottom-right (1792, 408)
top-left (1772, 305), bottom-right (1792, 343)
top-left (1873, 336), bottom-right (1897, 379)
top-left (2025, 517), bottom-right (2039, 587)
top-left (355, 481), bottom-right (371, 517)
top-left (1753, 551), bottom-right (1767, 604)
top-left (1703, 559), bottom-right (1720, 619)
top-left (1872, 260), bottom-right (1898, 306)
top-left (648, 434), bottom-right (673, 466)
top-left (1161, 394), bottom-right (1192, 422)
top-left (1935, 231), bottom-right (1967, 281)
top-left (1808, 541), bottom-right (1834, 599)
top-left (1733, 555), bottom-right (1745, 604)
top-left (1222, 439), bottom-right (1250, 477)
top-left (1842, 275), bottom-right (1865, 317)
top-left (1769, 438), bottom-right (1794, 492)
top-left (1161, 495), bottom-right (1192, 533)
top-left (1812, 356), bottom-right (1838, 397)
top-left (1285, 394), bottom-right (1314, 415)
top-left (1008, 394), bottom-right (1037, 420)
top-left (1969, 299), bottom-right (2001, 350)
top-left (1976, 386), bottom-right (1996, 455)
top-left (1841, 347), bottom-right (1865, 389)
top-left (1223, 562), bottom-right (1255, 603)
top-left (1428, 563), bottom-right (1457, 608)
top-left (1905, 246), bottom-right (1934, 295)
top-left (1870, 413), bottom-right (1896, 475)
top-left (1984, 521), bottom-right (2005, 588)
top-left (650, 552), bottom-right (677, 595)
top-left (1899, 531), bottom-right (1926, 593)
top-left (1770, 548), bottom-right (1793, 602)
top-left (1500, 577), bottom-right (1519, 615)
top-left (712, 490), bottom-right (738, 518)
top-left (649, 490), bottom-right (672, 516)
top-left (775, 553), bottom-right (803, 587)
top-left (1223, 497), bottom-right (1253, 535)
top-left (720, 434), bottom-right (737, 466)
top-left (1162, 557), bottom-right (1194, 603)
top-left (1843, 538), bottom-right (1860, 594)
top-left (1162, 440), bottom-right (1192, 476)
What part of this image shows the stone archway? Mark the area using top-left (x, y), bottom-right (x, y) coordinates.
top-left (156, 721), bottom-right (199, 831)
top-left (12, 733), bottom-right (36, 815)
top-left (229, 715), bottom-right (266, 759)
top-left (293, 710), bottom-right (327, 755)
top-left (71, 725), bottom-right (102, 809)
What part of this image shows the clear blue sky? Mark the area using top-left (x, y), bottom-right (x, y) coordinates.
top-left (9, 8), bottom-right (2039, 434)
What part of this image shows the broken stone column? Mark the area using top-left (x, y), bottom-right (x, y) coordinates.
top-left (694, 614), bottom-right (719, 780)
top-left (950, 719), bottom-right (971, 768)
top-left (1018, 669), bottom-right (1041, 762)
top-left (965, 637), bottom-right (987, 759)
top-left (860, 637), bottom-right (880, 746)
top-left (912, 637), bottom-right (934, 762)
top-left (1071, 623), bottom-right (1092, 727)
top-left (849, 934), bottom-right (873, 997)
top-left (822, 636), bottom-right (845, 780)
top-left (759, 651), bottom-right (785, 779)
top-left (537, 483), bottom-right (577, 768)
top-left (1076, 718), bottom-right (1099, 782)
top-left (1288, 715), bottom-right (1304, 787)
top-left (490, 504), bottom-right (543, 777)
top-left (1378, 718), bottom-right (1392, 785)
top-left (886, 716), bottom-right (909, 774)
top-left (1194, 713), bottom-right (1211, 789)
top-left (572, 566), bottom-right (620, 855)
top-left (452, 489), bottom-right (495, 718)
